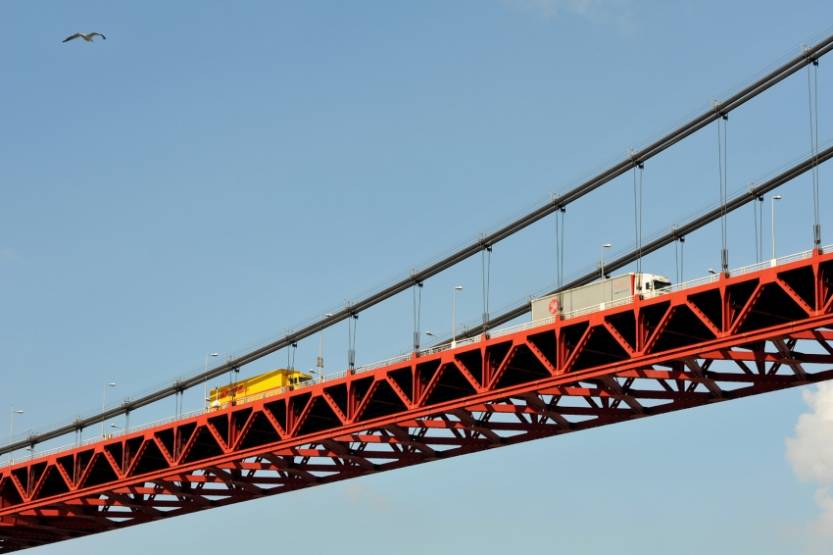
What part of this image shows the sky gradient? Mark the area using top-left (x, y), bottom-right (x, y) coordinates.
top-left (3, 1), bottom-right (833, 553)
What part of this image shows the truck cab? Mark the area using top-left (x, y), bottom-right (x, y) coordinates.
top-left (636, 273), bottom-right (672, 297)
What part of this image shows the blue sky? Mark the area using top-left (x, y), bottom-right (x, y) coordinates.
top-left (3, 1), bottom-right (833, 553)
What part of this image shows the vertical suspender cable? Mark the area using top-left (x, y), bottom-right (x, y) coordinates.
top-left (633, 166), bottom-right (639, 283)
top-left (556, 207), bottom-right (566, 288)
top-left (717, 111), bottom-right (730, 272)
top-left (674, 233), bottom-right (679, 283)
top-left (758, 195), bottom-right (765, 261)
top-left (553, 196), bottom-right (560, 288)
top-left (287, 341), bottom-right (297, 371)
top-left (752, 192), bottom-right (761, 262)
top-left (481, 244), bottom-right (492, 335)
top-left (633, 163), bottom-right (645, 286)
top-left (412, 281), bottom-right (423, 351)
top-left (673, 233), bottom-right (685, 284)
top-left (808, 56), bottom-right (822, 246)
top-left (553, 198), bottom-right (565, 289)
top-left (640, 165), bottom-right (645, 276)
top-left (347, 312), bottom-right (358, 372)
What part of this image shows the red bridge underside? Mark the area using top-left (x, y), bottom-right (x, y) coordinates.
top-left (5, 251), bottom-right (833, 551)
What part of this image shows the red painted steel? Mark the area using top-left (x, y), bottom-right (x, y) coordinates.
top-left (4, 250), bottom-right (833, 551)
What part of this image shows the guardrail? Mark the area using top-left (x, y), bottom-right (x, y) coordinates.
top-left (5, 409), bottom-right (211, 465)
top-left (3, 243), bottom-right (829, 468)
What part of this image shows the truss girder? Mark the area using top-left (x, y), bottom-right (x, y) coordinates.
top-left (3, 250), bottom-right (833, 551)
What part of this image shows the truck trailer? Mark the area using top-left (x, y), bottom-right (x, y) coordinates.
top-left (531, 272), bottom-right (672, 321)
top-left (208, 368), bottom-right (313, 409)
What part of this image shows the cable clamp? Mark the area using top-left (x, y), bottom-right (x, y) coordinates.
top-left (712, 100), bottom-right (728, 120)
top-left (802, 44), bottom-right (819, 66)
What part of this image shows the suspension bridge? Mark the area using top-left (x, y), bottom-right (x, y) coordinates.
top-left (3, 33), bottom-right (833, 553)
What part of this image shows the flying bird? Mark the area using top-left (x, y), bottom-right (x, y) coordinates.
top-left (62, 32), bottom-right (106, 43)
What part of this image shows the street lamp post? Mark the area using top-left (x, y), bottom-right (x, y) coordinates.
top-left (600, 243), bottom-right (612, 280)
top-left (451, 285), bottom-right (463, 348)
top-left (9, 408), bottom-right (23, 439)
top-left (101, 382), bottom-right (116, 437)
top-left (316, 314), bottom-right (333, 379)
top-left (771, 194), bottom-right (783, 260)
top-left (203, 352), bottom-right (221, 408)
top-left (9, 408), bottom-right (23, 465)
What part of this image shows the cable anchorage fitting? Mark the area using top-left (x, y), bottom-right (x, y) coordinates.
top-left (802, 44), bottom-right (820, 66)
top-left (712, 99), bottom-right (729, 121)
top-left (550, 192), bottom-right (561, 208)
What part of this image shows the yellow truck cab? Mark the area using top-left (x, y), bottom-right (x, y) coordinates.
top-left (207, 368), bottom-right (312, 410)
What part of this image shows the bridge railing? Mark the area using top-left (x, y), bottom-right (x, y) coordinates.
top-left (5, 408), bottom-right (213, 466)
top-left (6, 243), bottom-right (833, 468)
top-left (731, 244), bottom-right (829, 277)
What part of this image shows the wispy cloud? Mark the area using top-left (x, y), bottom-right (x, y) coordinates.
top-left (502, 0), bottom-right (635, 31)
top-left (786, 383), bottom-right (833, 549)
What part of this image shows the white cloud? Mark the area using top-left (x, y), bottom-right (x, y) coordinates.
top-left (786, 383), bottom-right (833, 544)
top-left (787, 384), bottom-right (833, 484)
top-left (812, 488), bottom-right (833, 538)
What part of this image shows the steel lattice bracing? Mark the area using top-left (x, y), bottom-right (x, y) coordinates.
top-left (4, 251), bottom-right (833, 551)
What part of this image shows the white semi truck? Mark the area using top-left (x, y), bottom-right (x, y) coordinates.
top-left (531, 273), bottom-right (672, 321)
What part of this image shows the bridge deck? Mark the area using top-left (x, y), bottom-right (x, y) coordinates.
top-left (4, 250), bottom-right (833, 551)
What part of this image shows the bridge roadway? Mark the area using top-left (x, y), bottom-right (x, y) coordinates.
top-left (4, 249), bottom-right (833, 551)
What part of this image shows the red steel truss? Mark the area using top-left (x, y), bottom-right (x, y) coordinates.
top-left (4, 250), bottom-right (833, 551)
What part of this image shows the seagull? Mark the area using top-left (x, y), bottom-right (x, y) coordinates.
top-left (62, 32), bottom-right (106, 43)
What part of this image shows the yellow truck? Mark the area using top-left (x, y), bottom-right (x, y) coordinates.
top-left (207, 368), bottom-right (313, 409)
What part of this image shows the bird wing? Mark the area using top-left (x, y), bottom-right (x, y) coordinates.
top-left (62, 33), bottom-right (82, 43)
top-left (90, 33), bottom-right (106, 40)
